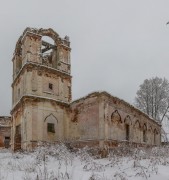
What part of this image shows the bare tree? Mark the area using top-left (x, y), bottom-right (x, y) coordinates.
top-left (135, 77), bottom-right (169, 122)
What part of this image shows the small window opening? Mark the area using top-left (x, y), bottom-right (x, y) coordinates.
top-left (125, 124), bottom-right (129, 141)
top-left (49, 83), bottom-right (53, 90)
top-left (5, 137), bottom-right (10, 140)
top-left (47, 123), bottom-right (55, 133)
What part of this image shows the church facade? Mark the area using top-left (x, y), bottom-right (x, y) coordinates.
top-left (11, 28), bottom-right (161, 150)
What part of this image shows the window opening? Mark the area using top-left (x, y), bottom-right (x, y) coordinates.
top-left (143, 124), bottom-right (147, 143)
top-left (126, 124), bottom-right (129, 141)
top-left (49, 83), bottom-right (53, 90)
top-left (47, 123), bottom-right (55, 133)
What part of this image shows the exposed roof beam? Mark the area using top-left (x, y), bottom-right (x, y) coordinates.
top-left (42, 40), bottom-right (57, 49)
top-left (41, 40), bottom-right (57, 53)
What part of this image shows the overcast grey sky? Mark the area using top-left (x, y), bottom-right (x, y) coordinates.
top-left (1, 0), bottom-right (169, 115)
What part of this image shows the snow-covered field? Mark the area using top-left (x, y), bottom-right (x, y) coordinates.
top-left (0, 144), bottom-right (169, 180)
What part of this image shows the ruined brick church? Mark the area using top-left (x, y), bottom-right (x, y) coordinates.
top-left (8, 28), bottom-right (161, 150)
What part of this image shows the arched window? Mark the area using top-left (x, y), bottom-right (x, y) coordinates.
top-left (44, 114), bottom-right (58, 134)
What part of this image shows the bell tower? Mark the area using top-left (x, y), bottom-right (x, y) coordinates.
top-left (11, 28), bottom-right (72, 150)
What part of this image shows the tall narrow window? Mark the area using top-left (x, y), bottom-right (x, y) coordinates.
top-left (143, 124), bottom-right (147, 143)
top-left (47, 123), bottom-right (55, 133)
top-left (126, 124), bottom-right (129, 141)
top-left (143, 130), bottom-right (146, 142)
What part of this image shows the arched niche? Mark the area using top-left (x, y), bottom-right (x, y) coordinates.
top-left (43, 113), bottom-right (59, 141)
top-left (148, 125), bottom-right (153, 132)
top-left (154, 129), bottom-right (158, 134)
top-left (143, 123), bottom-right (147, 130)
top-left (133, 120), bottom-right (141, 143)
top-left (147, 125), bottom-right (154, 145)
top-left (109, 110), bottom-right (123, 141)
top-left (124, 115), bottom-right (132, 125)
top-left (111, 110), bottom-right (122, 124)
top-left (44, 113), bottom-right (58, 123)
top-left (134, 120), bottom-right (141, 129)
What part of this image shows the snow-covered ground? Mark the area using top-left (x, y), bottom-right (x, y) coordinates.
top-left (1, 144), bottom-right (169, 180)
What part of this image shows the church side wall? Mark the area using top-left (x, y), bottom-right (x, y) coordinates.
top-left (70, 93), bottom-right (161, 148)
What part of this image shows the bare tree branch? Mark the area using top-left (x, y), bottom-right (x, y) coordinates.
top-left (135, 77), bottom-right (169, 122)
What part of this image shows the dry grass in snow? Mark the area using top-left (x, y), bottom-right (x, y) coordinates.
top-left (0, 143), bottom-right (169, 179)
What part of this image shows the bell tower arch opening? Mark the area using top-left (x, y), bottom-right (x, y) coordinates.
top-left (41, 36), bottom-right (57, 68)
